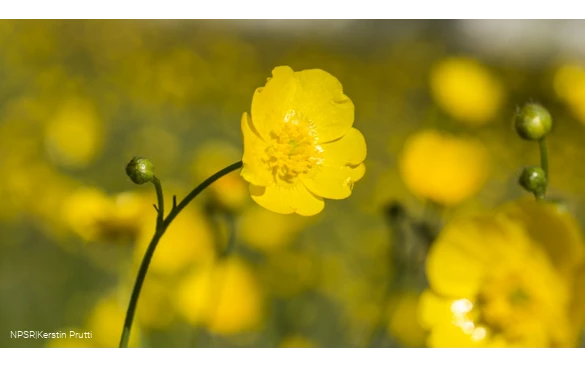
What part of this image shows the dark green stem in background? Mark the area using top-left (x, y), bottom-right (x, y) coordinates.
top-left (119, 160), bottom-right (243, 348)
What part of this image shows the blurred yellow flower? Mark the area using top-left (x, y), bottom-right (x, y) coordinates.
top-left (279, 335), bottom-right (316, 348)
top-left (241, 66), bottom-right (366, 216)
top-left (419, 199), bottom-right (585, 347)
top-left (134, 203), bottom-right (215, 276)
top-left (175, 257), bottom-right (263, 335)
top-left (62, 188), bottom-right (149, 243)
top-left (61, 187), bottom-right (113, 242)
top-left (86, 294), bottom-right (141, 347)
top-left (553, 64), bottom-right (585, 124)
top-left (136, 275), bottom-right (176, 330)
top-left (430, 57), bottom-right (504, 125)
top-left (387, 291), bottom-right (427, 347)
top-left (192, 141), bottom-right (249, 212)
top-left (239, 204), bottom-right (310, 252)
top-left (399, 130), bottom-right (489, 206)
top-left (45, 97), bottom-right (104, 169)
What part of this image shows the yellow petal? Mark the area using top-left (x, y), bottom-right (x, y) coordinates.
top-left (294, 69), bottom-right (355, 143)
top-left (298, 129), bottom-right (366, 200)
top-left (249, 183), bottom-right (324, 216)
top-left (250, 66), bottom-right (297, 141)
top-left (321, 128), bottom-right (367, 166)
top-left (251, 66), bottom-right (354, 144)
top-left (500, 198), bottom-right (585, 277)
top-left (426, 215), bottom-right (529, 298)
top-left (240, 112), bottom-right (272, 186)
top-left (427, 321), bottom-right (485, 348)
top-left (418, 290), bottom-right (452, 330)
top-left (300, 164), bottom-right (363, 200)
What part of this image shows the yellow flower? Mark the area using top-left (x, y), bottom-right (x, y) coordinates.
top-left (430, 57), bottom-right (504, 125)
top-left (62, 187), bottom-right (150, 243)
top-left (419, 199), bottom-right (585, 347)
top-left (45, 97), bottom-right (104, 169)
top-left (387, 291), bottom-right (427, 348)
top-left (174, 257), bottom-right (263, 335)
top-left (61, 187), bottom-right (114, 242)
top-left (399, 130), bottom-right (489, 206)
top-left (192, 140), bottom-right (249, 212)
top-left (553, 64), bottom-right (585, 124)
top-left (240, 66), bottom-right (366, 216)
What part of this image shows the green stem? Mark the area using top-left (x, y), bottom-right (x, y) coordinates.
top-left (152, 176), bottom-right (164, 229)
top-left (119, 160), bottom-right (243, 348)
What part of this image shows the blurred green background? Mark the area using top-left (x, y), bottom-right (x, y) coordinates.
top-left (2, 19), bottom-right (585, 348)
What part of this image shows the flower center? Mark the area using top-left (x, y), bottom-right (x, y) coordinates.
top-left (263, 112), bottom-right (322, 182)
top-left (477, 272), bottom-right (537, 335)
top-left (447, 265), bottom-right (572, 346)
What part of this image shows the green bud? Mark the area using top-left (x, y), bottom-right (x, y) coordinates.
top-left (518, 166), bottom-right (547, 197)
top-left (126, 157), bottom-right (155, 185)
top-left (514, 103), bottom-right (552, 141)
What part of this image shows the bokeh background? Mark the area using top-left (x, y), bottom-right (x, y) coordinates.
top-left (2, 19), bottom-right (585, 348)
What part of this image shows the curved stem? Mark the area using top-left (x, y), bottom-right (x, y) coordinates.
top-left (119, 160), bottom-right (243, 348)
top-left (152, 176), bottom-right (164, 229)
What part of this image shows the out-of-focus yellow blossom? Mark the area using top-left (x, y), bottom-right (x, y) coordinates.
top-left (46, 328), bottom-right (93, 348)
top-left (419, 199), bottom-right (585, 347)
top-left (45, 97), bottom-right (104, 169)
top-left (134, 203), bottom-right (215, 276)
top-left (387, 291), bottom-right (427, 347)
top-left (241, 66), bottom-right (366, 216)
top-left (238, 204), bottom-right (311, 252)
top-left (62, 188), bottom-right (149, 243)
top-left (136, 275), bottom-right (177, 330)
top-left (86, 294), bottom-right (141, 347)
top-left (430, 57), bottom-right (504, 125)
top-left (553, 64), bottom-right (585, 124)
top-left (61, 187), bottom-right (112, 242)
top-left (192, 141), bottom-right (249, 212)
top-left (175, 257), bottom-right (263, 335)
top-left (279, 335), bottom-right (316, 348)
top-left (399, 130), bottom-right (489, 206)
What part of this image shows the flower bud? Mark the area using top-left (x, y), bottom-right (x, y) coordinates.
top-left (518, 166), bottom-right (547, 197)
top-left (514, 103), bottom-right (552, 141)
top-left (126, 157), bottom-right (154, 185)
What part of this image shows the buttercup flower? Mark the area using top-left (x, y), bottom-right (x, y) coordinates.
top-left (419, 199), bottom-right (585, 347)
top-left (240, 66), bottom-right (366, 216)
top-left (430, 57), bottom-right (504, 125)
top-left (399, 130), bottom-right (489, 206)
top-left (174, 257), bottom-right (263, 335)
